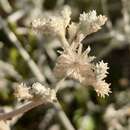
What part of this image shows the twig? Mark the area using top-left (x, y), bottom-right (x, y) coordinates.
top-left (39, 109), bottom-right (55, 130)
top-left (0, 99), bottom-right (45, 120)
top-left (55, 77), bottom-right (67, 92)
top-left (54, 101), bottom-right (76, 130)
top-left (59, 34), bottom-right (70, 52)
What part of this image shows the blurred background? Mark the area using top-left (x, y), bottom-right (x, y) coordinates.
top-left (0, 0), bottom-right (130, 130)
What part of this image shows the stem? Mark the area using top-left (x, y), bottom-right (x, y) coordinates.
top-left (0, 99), bottom-right (45, 120)
top-left (59, 34), bottom-right (70, 52)
top-left (54, 101), bottom-right (75, 130)
top-left (39, 108), bottom-right (55, 130)
top-left (55, 77), bottom-right (67, 92)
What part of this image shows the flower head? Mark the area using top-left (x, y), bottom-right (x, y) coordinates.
top-left (94, 80), bottom-right (111, 98)
top-left (95, 60), bottom-right (109, 81)
top-left (14, 83), bottom-right (32, 101)
top-left (92, 61), bottom-right (111, 97)
top-left (79, 10), bottom-right (107, 36)
top-left (54, 44), bottom-right (95, 83)
top-left (31, 82), bottom-right (56, 102)
top-left (31, 6), bottom-right (71, 38)
top-left (32, 16), bottom-right (65, 37)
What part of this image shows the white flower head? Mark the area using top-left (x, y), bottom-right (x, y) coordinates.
top-left (31, 82), bottom-right (47, 96)
top-left (14, 83), bottom-right (32, 101)
top-left (80, 10), bottom-right (97, 22)
top-left (95, 60), bottom-right (109, 81)
top-left (54, 44), bottom-right (95, 83)
top-left (32, 6), bottom-right (72, 38)
top-left (31, 82), bottom-right (56, 102)
top-left (32, 16), bottom-right (65, 37)
top-left (94, 80), bottom-right (111, 98)
top-left (79, 10), bottom-right (107, 36)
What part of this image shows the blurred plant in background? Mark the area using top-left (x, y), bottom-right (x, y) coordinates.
top-left (0, 0), bottom-right (130, 130)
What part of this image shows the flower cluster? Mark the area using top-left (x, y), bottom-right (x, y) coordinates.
top-left (54, 43), bottom-right (111, 97)
top-left (14, 82), bottom-right (56, 102)
top-left (32, 6), bottom-right (111, 97)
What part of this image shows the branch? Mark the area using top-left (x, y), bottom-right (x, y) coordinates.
top-left (0, 99), bottom-right (45, 120)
